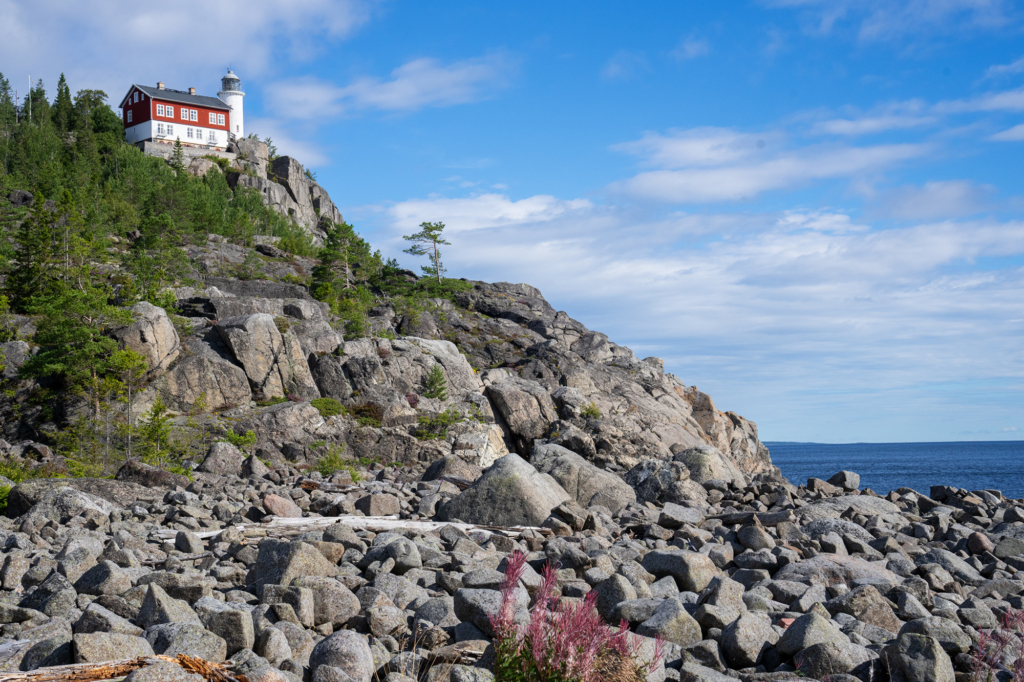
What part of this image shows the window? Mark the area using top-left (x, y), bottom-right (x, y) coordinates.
top-left (165, 105), bottom-right (173, 117)
top-left (209, 112), bottom-right (215, 124)
top-left (190, 109), bottom-right (198, 121)
top-left (208, 130), bottom-right (216, 142)
top-left (167, 124), bottom-right (173, 136)
top-left (236, 125), bottom-right (239, 132)
top-left (217, 114), bottom-right (225, 126)
top-left (127, 110), bottom-right (132, 123)
top-left (181, 108), bottom-right (188, 120)
top-left (157, 123), bottom-right (164, 135)
top-left (133, 92), bottom-right (138, 103)
top-left (187, 128), bottom-right (193, 138)
top-left (157, 104), bottom-right (164, 116)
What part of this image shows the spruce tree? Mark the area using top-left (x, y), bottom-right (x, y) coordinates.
top-left (7, 195), bottom-right (58, 311)
top-left (51, 74), bottom-right (74, 132)
top-left (25, 79), bottom-right (50, 125)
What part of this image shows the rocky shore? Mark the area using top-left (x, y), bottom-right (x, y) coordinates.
top-left (2, 433), bottom-right (1022, 681)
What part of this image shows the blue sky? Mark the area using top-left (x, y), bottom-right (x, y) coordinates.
top-left (4, 0), bottom-right (1024, 443)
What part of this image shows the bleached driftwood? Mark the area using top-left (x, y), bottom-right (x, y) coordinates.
top-left (0, 653), bottom-right (243, 682)
top-left (152, 514), bottom-right (549, 542)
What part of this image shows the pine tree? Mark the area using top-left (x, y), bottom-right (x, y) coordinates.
top-left (403, 221), bottom-right (450, 284)
top-left (0, 72), bottom-right (15, 127)
top-left (51, 74), bottom-right (74, 132)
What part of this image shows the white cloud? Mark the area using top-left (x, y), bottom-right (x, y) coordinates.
top-left (0, 0), bottom-right (374, 101)
top-left (936, 86), bottom-right (1024, 113)
top-left (611, 128), bottom-right (781, 168)
top-left (812, 114), bottom-right (937, 135)
top-left (267, 54), bottom-right (515, 119)
top-left (386, 193), bottom-right (592, 233)
top-left (671, 35), bottom-right (711, 60)
top-left (991, 123), bottom-right (1024, 141)
top-left (602, 50), bottom-right (649, 80)
top-left (610, 127), bottom-right (928, 202)
top-left (984, 55), bottom-right (1024, 79)
top-left (872, 180), bottom-right (996, 219)
top-left (765, 0), bottom-right (1014, 40)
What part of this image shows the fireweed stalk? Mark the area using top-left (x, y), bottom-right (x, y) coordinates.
top-left (490, 551), bottom-right (664, 682)
top-left (972, 609), bottom-right (1024, 682)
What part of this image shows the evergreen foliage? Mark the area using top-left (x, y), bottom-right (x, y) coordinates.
top-left (403, 221), bottom-right (450, 283)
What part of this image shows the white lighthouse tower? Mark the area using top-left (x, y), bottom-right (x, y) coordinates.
top-left (218, 69), bottom-right (244, 140)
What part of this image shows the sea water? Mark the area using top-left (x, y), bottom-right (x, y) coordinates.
top-left (765, 440), bottom-right (1024, 500)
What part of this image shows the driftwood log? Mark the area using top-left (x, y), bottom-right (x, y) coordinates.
top-left (0, 653), bottom-right (246, 682)
top-left (706, 509), bottom-right (795, 526)
top-left (151, 514), bottom-right (550, 542)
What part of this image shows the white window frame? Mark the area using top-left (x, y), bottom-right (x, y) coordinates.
top-left (209, 112), bottom-right (215, 124)
top-left (208, 129), bottom-right (216, 142)
top-left (181, 108), bottom-right (188, 120)
top-left (166, 105), bottom-right (173, 117)
top-left (190, 109), bottom-right (198, 122)
top-left (217, 114), bottom-right (225, 126)
top-left (167, 124), bottom-right (173, 136)
top-left (157, 123), bottom-right (164, 135)
top-left (127, 110), bottom-right (132, 123)
top-left (187, 128), bottom-right (193, 139)
top-left (157, 104), bottom-right (164, 116)
top-left (133, 92), bottom-right (138, 103)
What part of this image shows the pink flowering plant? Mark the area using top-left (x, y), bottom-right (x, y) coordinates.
top-left (973, 609), bottom-right (1024, 682)
top-left (490, 551), bottom-right (664, 682)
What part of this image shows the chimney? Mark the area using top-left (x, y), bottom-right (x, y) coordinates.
top-left (157, 82), bottom-right (165, 90)
top-left (188, 87), bottom-right (195, 95)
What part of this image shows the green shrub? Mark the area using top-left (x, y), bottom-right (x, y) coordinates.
top-left (423, 364), bottom-right (448, 400)
top-left (257, 396), bottom-right (288, 407)
top-left (315, 444), bottom-right (347, 477)
top-left (581, 402), bottom-right (602, 419)
top-left (222, 430), bottom-right (257, 452)
top-left (350, 403), bottom-right (383, 428)
top-left (0, 485), bottom-right (9, 515)
top-left (415, 408), bottom-right (463, 440)
top-left (273, 316), bottom-right (291, 334)
top-left (311, 397), bottom-right (345, 418)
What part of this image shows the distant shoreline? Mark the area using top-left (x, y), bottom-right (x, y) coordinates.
top-left (764, 439), bottom-right (1024, 446)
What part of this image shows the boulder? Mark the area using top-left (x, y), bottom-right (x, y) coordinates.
top-left (216, 314), bottom-right (320, 400)
top-left (673, 445), bottom-right (745, 484)
top-left (437, 454), bottom-right (571, 527)
top-left (8, 479), bottom-right (142, 518)
top-left (882, 633), bottom-right (954, 682)
top-left (776, 612), bottom-right (848, 657)
top-left (485, 378), bottom-right (558, 450)
top-left (112, 301), bottom-right (180, 375)
top-left (199, 442), bottom-right (245, 477)
top-left (530, 443), bottom-right (636, 512)
top-left (137, 584), bottom-right (202, 629)
top-left (641, 550), bottom-right (720, 593)
top-left (247, 540), bottom-right (339, 591)
top-left (636, 598), bottom-right (702, 647)
top-left (73, 633), bottom-right (154, 663)
top-left (720, 612), bottom-right (778, 669)
top-left (115, 459), bottom-right (190, 489)
top-left (309, 630), bottom-right (375, 682)
top-left (151, 355), bottom-right (252, 414)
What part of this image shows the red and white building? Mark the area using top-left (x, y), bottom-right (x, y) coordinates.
top-left (119, 70), bottom-right (244, 152)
